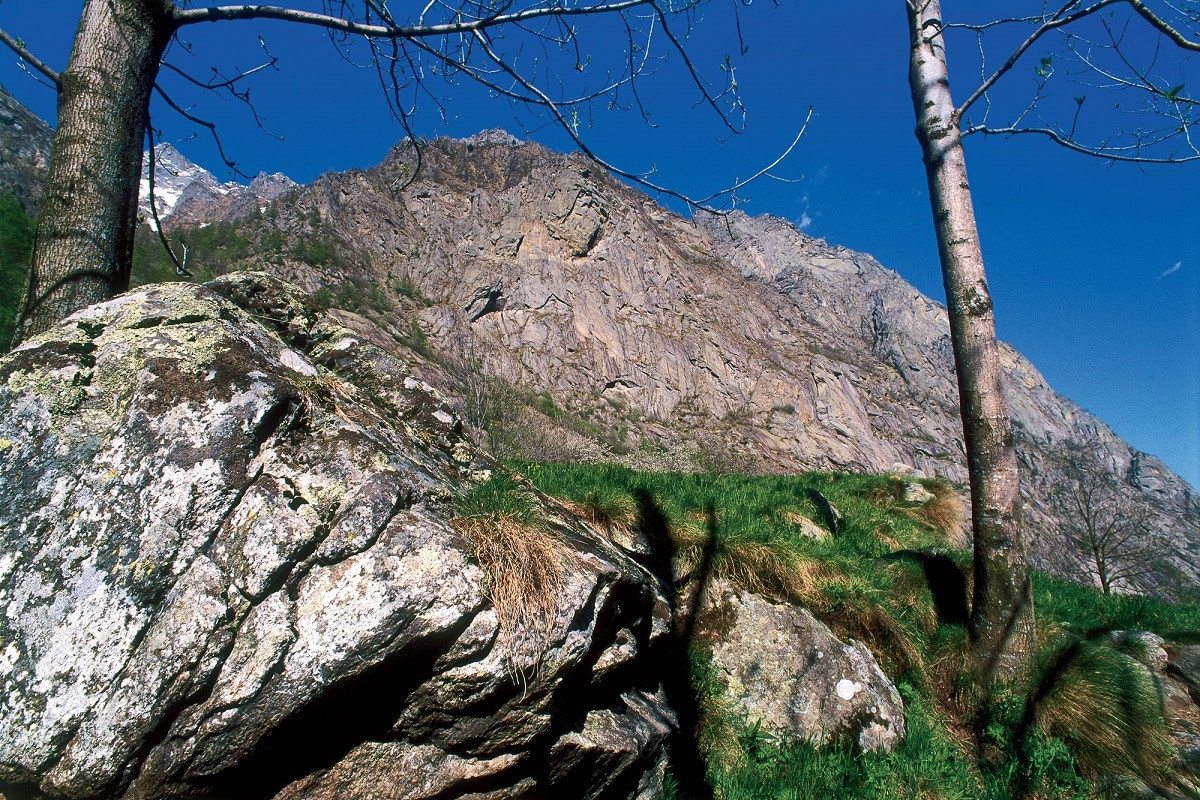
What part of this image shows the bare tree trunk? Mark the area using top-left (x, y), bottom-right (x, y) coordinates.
top-left (906, 0), bottom-right (1034, 683)
top-left (14, 0), bottom-right (173, 344)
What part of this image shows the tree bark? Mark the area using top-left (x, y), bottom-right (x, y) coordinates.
top-left (905, 0), bottom-right (1035, 683)
top-left (13, 0), bottom-right (174, 344)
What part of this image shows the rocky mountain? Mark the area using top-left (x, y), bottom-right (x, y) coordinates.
top-left (0, 82), bottom-right (53, 214)
top-left (0, 272), bottom-right (906, 798)
top-left (2, 78), bottom-right (1196, 596)
top-left (153, 133), bottom-right (1198, 597)
top-left (139, 142), bottom-right (295, 230)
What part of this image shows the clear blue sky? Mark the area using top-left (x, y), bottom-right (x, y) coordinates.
top-left (3, 1), bottom-right (1197, 489)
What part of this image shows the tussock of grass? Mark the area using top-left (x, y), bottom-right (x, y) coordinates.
top-left (558, 486), bottom-right (638, 536)
top-left (451, 513), bottom-right (567, 641)
top-left (906, 478), bottom-right (969, 548)
top-left (1036, 574), bottom-right (1200, 641)
top-left (688, 647), bottom-right (747, 774)
top-left (671, 523), bottom-right (823, 603)
top-left (1031, 635), bottom-right (1173, 784)
top-left (453, 472), bottom-right (568, 649)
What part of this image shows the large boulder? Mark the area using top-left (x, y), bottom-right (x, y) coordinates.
top-left (0, 273), bottom-right (673, 799)
top-left (696, 582), bottom-right (905, 752)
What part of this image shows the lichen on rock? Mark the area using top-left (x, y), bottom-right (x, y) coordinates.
top-left (0, 274), bottom-right (674, 799)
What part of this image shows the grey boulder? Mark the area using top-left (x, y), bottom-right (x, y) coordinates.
top-left (0, 273), bottom-right (672, 800)
top-left (696, 582), bottom-right (905, 753)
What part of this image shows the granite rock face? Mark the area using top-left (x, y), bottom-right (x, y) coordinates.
top-left (0, 82), bottom-right (53, 214)
top-left (0, 273), bottom-right (674, 799)
top-left (215, 134), bottom-right (1195, 596)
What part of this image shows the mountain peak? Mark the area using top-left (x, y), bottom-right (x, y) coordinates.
top-left (461, 128), bottom-right (524, 147)
top-left (138, 143), bottom-right (296, 230)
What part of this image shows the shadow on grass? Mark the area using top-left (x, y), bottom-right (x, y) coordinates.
top-left (635, 488), bottom-right (716, 800)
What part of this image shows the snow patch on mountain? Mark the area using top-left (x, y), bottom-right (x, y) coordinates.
top-left (138, 143), bottom-right (295, 229)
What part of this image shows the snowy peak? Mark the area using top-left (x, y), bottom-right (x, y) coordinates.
top-left (138, 144), bottom-right (213, 227)
top-left (138, 143), bottom-right (295, 229)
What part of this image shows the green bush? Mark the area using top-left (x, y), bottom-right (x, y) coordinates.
top-left (130, 218), bottom-right (261, 286)
top-left (291, 234), bottom-right (339, 267)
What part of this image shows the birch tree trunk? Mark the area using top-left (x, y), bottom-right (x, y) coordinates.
top-left (13, 0), bottom-right (173, 343)
top-left (905, 0), bottom-right (1035, 683)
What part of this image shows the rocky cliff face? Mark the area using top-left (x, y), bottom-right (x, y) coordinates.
top-left (171, 134), bottom-right (1198, 596)
top-left (0, 82), bottom-right (52, 214)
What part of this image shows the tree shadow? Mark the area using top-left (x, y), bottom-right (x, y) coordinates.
top-left (884, 549), bottom-right (970, 626)
top-left (1001, 627), bottom-right (1179, 800)
top-left (634, 488), bottom-right (716, 800)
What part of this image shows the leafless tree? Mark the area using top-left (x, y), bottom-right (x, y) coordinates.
top-left (906, 0), bottom-right (1197, 682)
top-left (1047, 442), bottom-right (1161, 595)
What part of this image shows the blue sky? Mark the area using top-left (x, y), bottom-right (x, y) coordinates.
top-left (2, 1), bottom-right (1197, 489)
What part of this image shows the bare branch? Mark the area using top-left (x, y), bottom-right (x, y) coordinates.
top-left (466, 25), bottom-right (808, 212)
top-left (954, 0), bottom-right (1125, 121)
top-left (0, 27), bottom-right (62, 88)
top-left (948, 1), bottom-right (1199, 164)
top-left (156, 0), bottom-right (802, 214)
top-left (1128, 0), bottom-right (1200, 51)
top-left (965, 123), bottom-right (1200, 162)
top-left (159, 46), bottom-right (286, 140)
top-left (152, 85), bottom-right (254, 179)
top-left (173, 0), bottom-right (655, 40)
top-left (144, 126), bottom-right (194, 278)
top-left (1042, 440), bottom-right (1167, 594)
top-left (650, 2), bottom-right (745, 135)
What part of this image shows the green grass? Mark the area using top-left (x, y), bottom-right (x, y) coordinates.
top-left (511, 460), bottom-right (1199, 800)
top-left (516, 463), bottom-right (953, 658)
top-left (455, 468), bottom-right (541, 525)
top-left (1035, 573), bottom-right (1200, 641)
top-left (666, 681), bottom-right (1019, 800)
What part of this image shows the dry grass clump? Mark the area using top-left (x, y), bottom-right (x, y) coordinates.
top-left (1031, 637), bottom-right (1173, 785)
top-left (668, 518), bottom-right (824, 603)
top-left (452, 512), bottom-right (569, 645)
top-left (897, 478), bottom-right (969, 548)
top-left (559, 487), bottom-right (639, 537)
top-left (452, 471), bottom-right (570, 649)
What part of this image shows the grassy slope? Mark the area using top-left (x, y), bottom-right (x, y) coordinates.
top-left (511, 461), bottom-right (1200, 800)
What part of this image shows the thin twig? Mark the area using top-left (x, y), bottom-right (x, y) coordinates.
top-left (145, 126), bottom-right (193, 277)
top-left (173, 0), bottom-right (655, 40)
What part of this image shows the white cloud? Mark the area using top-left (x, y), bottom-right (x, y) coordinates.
top-left (1158, 261), bottom-right (1184, 280)
top-left (798, 212), bottom-right (813, 230)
